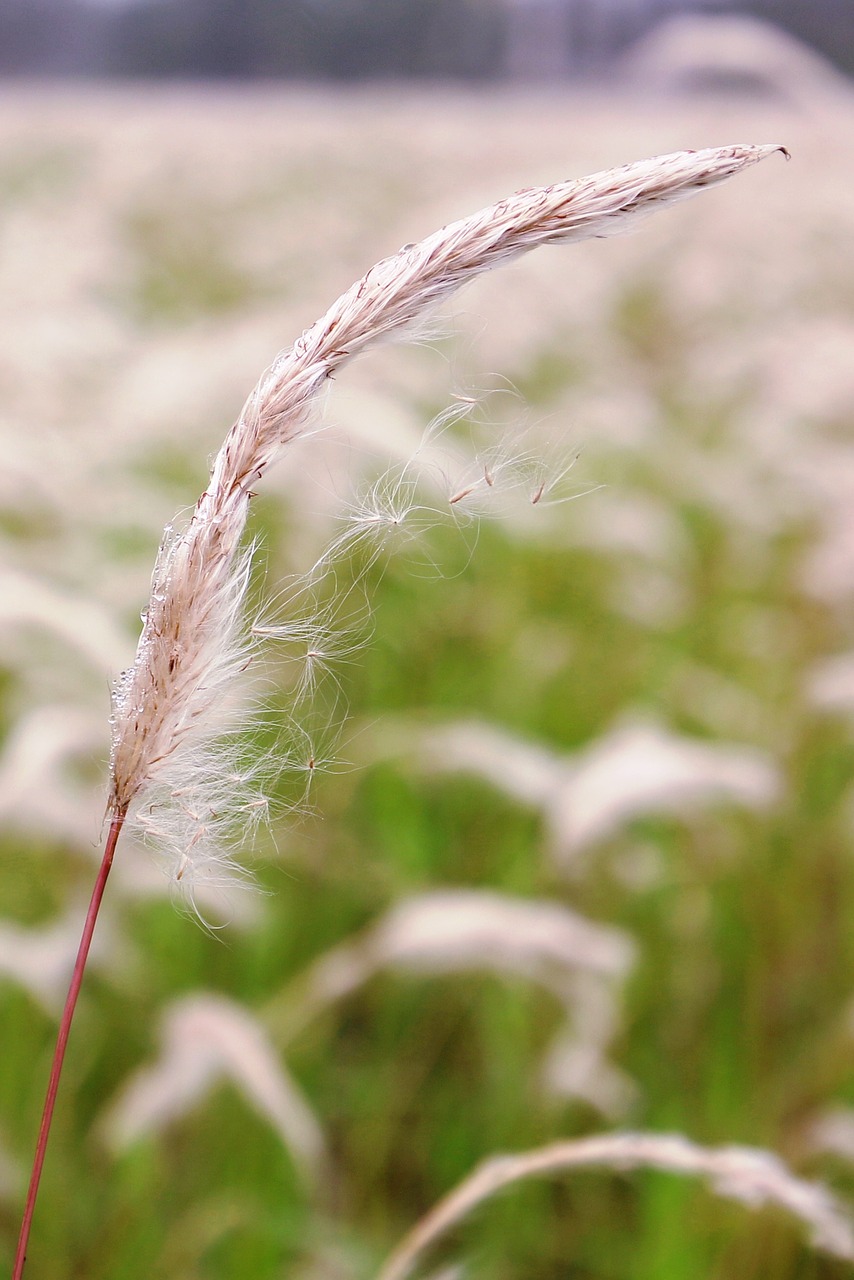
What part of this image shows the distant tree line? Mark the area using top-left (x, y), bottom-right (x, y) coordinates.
top-left (0, 0), bottom-right (851, 81)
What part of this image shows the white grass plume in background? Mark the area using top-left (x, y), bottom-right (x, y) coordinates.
top-left (100, 993), bottom-right (325, 1185)
top-left (377, 1132), bottom-right (854, 1280)
top-left (108, 144), bottom-right (785, 895)
top-left (266, 888), bottom-right (636, 1116)
top-left (407, 716), bottom-right (781, 867)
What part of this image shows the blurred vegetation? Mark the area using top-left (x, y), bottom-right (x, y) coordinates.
top-left (1, 90), bottom-right (854, 1280)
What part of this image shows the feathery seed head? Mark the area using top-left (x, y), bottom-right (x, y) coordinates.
top-left (108, 145), bottom-right (786, 891)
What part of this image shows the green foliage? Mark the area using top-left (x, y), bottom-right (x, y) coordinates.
top-left (5, 455), bottom-right (854, 1275)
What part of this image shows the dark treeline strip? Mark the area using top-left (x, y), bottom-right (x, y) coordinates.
top-left (0, 0), bottom-right (851, 81)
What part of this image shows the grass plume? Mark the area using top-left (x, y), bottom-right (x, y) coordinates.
top-left (108, 144), bottom-right (785, 889)
top-left (14, 142), bottom-right (785, 1277)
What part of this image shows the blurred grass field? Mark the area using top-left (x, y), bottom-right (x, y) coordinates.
top-left (1, 83), bottom-right (854, 1278)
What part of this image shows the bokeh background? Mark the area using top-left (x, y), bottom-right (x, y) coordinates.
top-left (1, 3), bottom-right (854, 1277)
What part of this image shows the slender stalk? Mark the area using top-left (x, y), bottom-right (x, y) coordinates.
top-left (12, 809), bottom-right (126, 1280)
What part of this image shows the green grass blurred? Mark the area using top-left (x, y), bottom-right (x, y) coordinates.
top-left (1, 87), bottom-right (854, 1279)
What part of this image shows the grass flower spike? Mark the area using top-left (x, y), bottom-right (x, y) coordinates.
top-left (109, 144), bottom-right (784, 883)
top-left (14, 142), bottom-right (785, 1279)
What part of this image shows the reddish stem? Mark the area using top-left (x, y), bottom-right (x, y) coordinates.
top-left (12, 809), bottom-right (126, 1280)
